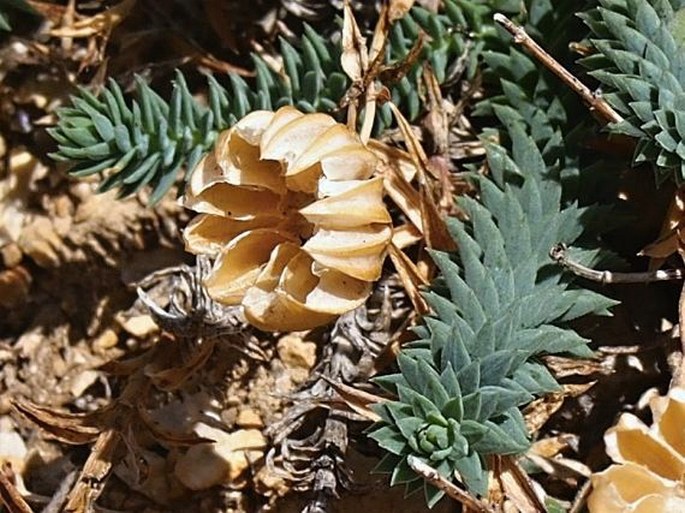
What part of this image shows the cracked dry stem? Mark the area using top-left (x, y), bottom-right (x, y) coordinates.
top-left (493, 13), bottom-right (623, 126)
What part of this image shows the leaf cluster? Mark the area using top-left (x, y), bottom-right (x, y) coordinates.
top-left (478, 0), bottom-right (629, 212)
top-left (369, 118), bottom-right (617, 506)
top-left (580, 0), bottom-right (685, 182)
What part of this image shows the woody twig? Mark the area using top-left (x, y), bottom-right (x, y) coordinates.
top-left (493, 13), bottom-right (623, 126)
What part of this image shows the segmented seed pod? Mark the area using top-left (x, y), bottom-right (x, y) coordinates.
top-left (588, 388), bottom-right (685, 513)
top-left (183, 106), bottom-right (392, 331)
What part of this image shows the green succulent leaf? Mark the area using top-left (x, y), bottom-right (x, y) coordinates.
top-left (439, 364), bottom-right (462, 399)
top-left (472, 416), bottom-right (530, 454)
top-left (454, 451), bottom-right (488, 497)
top-left (424, 482), bottom-right (446, 509)
top-left (391, 456), bottom-right (420, 486)
top-left (368, 426), bottom-right (408, 456)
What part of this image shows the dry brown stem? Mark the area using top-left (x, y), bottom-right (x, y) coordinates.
top-left (493, 13), bottom-right (623, 126)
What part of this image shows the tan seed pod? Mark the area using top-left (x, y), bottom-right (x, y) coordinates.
top-left (182, 106), bottom-right (392, 331)
top-left (588, 387), bottom-right (685, 513)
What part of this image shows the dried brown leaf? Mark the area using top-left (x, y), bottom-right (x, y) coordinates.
top-left (24, 1), bottom-right (67, 24)
top-left (368, 3), bottom-right (390, 65)
top-left (640, 186), bottom-right (685, 268)
top-left (145, 339), bottom-right (216, 391)
top-left (387, 102), bottom-right (455, 250)
top-left (99, 350), bottom-right (149, 376)
top-left (388, 0), bottom-right (416, 23)
top-left (368, 140), bottom-right (417, 182)
top-left (63, 430), bottom-right (119, 513)
top-left (529, 434), bottom-right (577, 459)
top-left (379, 160), bottom-right (424, 232)
top-left (641, 232), bottom-right (680, 260)
top-left (391, 223), bottom-right (423, 249)
top-left (11, 400), bottom-right (101, 445)
top-left (526, 454), bottom-right (591, 481)
top-left (523, 383), bottom-right (595, 433)
top-left (387, 242), bottom-right (428, 315)
top-left (322, 377), bottom-right (382, 422)
top-left (374, 137), bottom-right (454, 252)
top-left (421, 66), bottom-right (450, 156)
top-left (420, 186), bottom-right (456, 251)
top-left (378, 32), bottom-right (425, 86)
top-left (341, 0), bottom-right (368, 82)
top-left (387, 102), bottom-right (436, 181)
top-left (495, 456), bottom-right (546, 513)
top-left (543, 355), bottom-right (607, 378)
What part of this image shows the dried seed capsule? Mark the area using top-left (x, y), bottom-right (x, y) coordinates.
top-left (183, 106), bottom-right (392, 331)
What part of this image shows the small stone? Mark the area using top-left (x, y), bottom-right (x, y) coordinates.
top-left (287, 367), bottom-right (310, 385)
top-left (254, 465), bottom-right (290, 498)
top-left (173, 444), bottom-right (224, 491)
top-left (118, 314), bottom-right (159, 338)
top-left (69, 369), bottom-right (100, 397)
top-left (174, 425), bottom-right (266, 490)
top-left (54, 195), bottom-right (74, 218)
top-left (277, 334), bottom-right (317, 370)
top-left (70, 182), bottom-right (94, 202)
top-left (1, 243), bottom-right (22, 267)
top-left (52, 216), bottom-right (72, 237)
top-left (18, 217), bottom-right (62, 267)
top-left (236, 408), bottom-right (263, 428)
top-left (116, 448), bottom-right (185, 504)
top-left (15, 329), bottom-right (43, 358)
top-left (0, 418), bottom-right (27, 474)
top-left (0, 266), bottom-right (31, 308)
top-left (93, 329), bottom-right (119, 352)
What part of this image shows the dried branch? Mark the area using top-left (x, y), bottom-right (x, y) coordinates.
top-left (550, 243), bottom-right (684, 284)
top-left (493, 13), bottom-right (623, 126)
